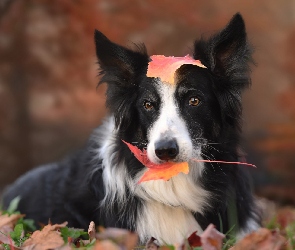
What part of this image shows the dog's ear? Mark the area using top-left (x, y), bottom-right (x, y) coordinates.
top-left (194, 13), bottom-right (253, 91)
top-left (194, 14), bottom-right (253, 130)
top-left (94, 30), bottom-right (149, 87)
top-left (94, 30), bottom-right (149, 131)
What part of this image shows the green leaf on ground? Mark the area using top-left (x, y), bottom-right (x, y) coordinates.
top-left (5, 196), bottom-right (21, 215)
top-left (60, 226), bottom-right (88, 243)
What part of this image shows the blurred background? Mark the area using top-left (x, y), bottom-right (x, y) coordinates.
top-left (0, 0), bottom-right (295, 205)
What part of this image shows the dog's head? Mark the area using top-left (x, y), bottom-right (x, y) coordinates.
top-left (95, 13), bottom-right (252, 166)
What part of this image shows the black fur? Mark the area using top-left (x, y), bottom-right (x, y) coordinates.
top-left (2, 13), bottom-right (259, 243)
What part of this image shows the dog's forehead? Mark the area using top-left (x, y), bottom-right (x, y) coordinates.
top-left (154, 79), bottom-right (176, 98)
top-left (140, 69), bottom-right (211, 101)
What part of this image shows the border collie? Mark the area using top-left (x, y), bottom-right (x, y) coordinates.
top-left (2, 13), bottom-right (259, 244)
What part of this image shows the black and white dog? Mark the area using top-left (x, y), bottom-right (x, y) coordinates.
top-left (2, 13), bottom-right (259, 244)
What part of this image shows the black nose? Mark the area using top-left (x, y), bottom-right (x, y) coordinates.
top-left (154, 139), bottom-right (179, 161)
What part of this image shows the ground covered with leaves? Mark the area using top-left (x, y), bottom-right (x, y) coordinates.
top-left (0, 198), bottom-right (295, 250)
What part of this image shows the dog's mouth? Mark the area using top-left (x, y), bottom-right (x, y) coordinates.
top-left (123, 140), bottom-right (189, 183)
top-left (123, 140), bottom-right (256, 184)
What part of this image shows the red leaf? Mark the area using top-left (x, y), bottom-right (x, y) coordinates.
top-left (122, 140), bottom-right (148, 166)
top-left (147, 55), bottom-right (206, 84)
top-left (187, 231), bottom-right (202, 247)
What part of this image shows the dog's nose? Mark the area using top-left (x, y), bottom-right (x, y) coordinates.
top-left (154, 139), bottom-right (179, 161)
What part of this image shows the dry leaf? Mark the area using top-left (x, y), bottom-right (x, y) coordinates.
top-left (276, 207), bottom-right (295, 229)
top-left (187, 231), bottom-right (202, 247)
top-left (96, 227), bottom-right (138, 250)
top-left (124, 232), bottom-right (138, 250)
top-left (146, 237), bottom-right (159, 249)
top-left (0, 225), bottom-right (14, 245)
top-left (147, 55), bottom-right (206, 84)
top-left (55, 245), bottom-right (72, 250)
top-left (0, 213), bottom-right (24, 249)
top-left (231, 228), bottom-right (287, 250)
top-left (159, 246), bottom-right (174, 250)
top-left (22, 222), bottom-right (67, 250)
top-left (0, 213), bottom-right (24, 229)
top-left (123, 140), bottom-right (189, 183)
top-left (88, 221), bottom-right (96, 241)
top-left (93, 240), bottom-right (120, 250)
top-left (200, 224), bottom-right (225, 250)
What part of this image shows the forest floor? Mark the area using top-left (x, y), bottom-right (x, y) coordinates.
top-left (0, 197), bottom-right (294, 250)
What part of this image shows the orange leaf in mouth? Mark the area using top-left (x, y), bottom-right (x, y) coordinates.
top-left (146, 55), bottom-right (206, 84)
top-left (122, 140), bottom-right (255, 183)
top-left (122, 140), bottom-right (189, 183)
top-left (138, 162), bottom-right (189, 183)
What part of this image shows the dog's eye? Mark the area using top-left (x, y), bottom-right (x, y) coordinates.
top-left (189, 97), bottom-right (200, 106)
top-left (143, 100), bottom-right (154, 110)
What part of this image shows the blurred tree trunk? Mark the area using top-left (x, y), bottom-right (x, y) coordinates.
top-left (0, 0), bottom-right (32, 184)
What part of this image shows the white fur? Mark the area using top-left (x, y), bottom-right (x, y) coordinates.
top-left (137, 201), bottom-right (204, 245)
top-left (134, 161), bottom-right (208, 211)
top-left (93, 116), bottom-right (132, 206)
top-left (134, 161), bottom-right (210, 244)
top-left (147, 81), bottom-right (193, 163)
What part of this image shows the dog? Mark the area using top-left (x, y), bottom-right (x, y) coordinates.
top-left (2, 13), bottom-right (260, 245)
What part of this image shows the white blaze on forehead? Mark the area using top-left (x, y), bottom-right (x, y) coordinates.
top-left (147, 80), bottom-right (192, 163)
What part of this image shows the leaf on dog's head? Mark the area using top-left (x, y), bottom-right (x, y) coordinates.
top-left (147, 55), bottom-right (206, 84)
top-left (122, 140), bottom-right (189, 183)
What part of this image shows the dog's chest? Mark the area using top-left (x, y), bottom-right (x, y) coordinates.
top-left (136, 201), bottom-right (203, 245)
top-left (133, 167), bottom-right (209, 244)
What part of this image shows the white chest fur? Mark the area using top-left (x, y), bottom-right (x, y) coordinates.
top-left (134, 169), bottom-right (209, 245)
top-left (136, 201), bottom-right (203, 245)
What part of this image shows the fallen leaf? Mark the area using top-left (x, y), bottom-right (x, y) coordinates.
top-left (231, 228), bottom-right (287, 250)
top-left (0, 225), bottom-right (14, 246)
top-left (96, 227), bottom-right (138, 250)
top-left (22, 222), bottom-right (67, 250)
top-left (187, 231), bottom-right (202, 247)
top-left (276, 207), bottom-right (295, 229)
top-left (56, 245), bottom-right (72, 250)
top-left (0, 212), bottom-right (25, 250)
top-left (93, 239), bottom-right (120, 250)
top-left (200, 224), bottom-right (225, 250)
top-left (0, 213), bottom-right (24, 229)
top-left (88, 221), bottom-right (96, 241)
top-left (146, 237), bottom-right (159, 250)
top-left (122, 140), bottom-right (189, 183)
top-left (147, 55), bottom-right (206, 84)
top-left (159, 246), bottom-right (174, 250)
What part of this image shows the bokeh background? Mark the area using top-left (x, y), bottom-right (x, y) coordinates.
top-left (0, 0), bottom-right (295, 205)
